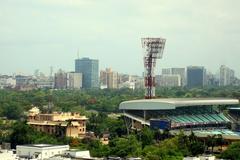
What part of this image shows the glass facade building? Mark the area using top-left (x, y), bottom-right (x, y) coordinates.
top-left (187, 66), bottom-right (206, 88)
top-left (75, 58), bottom-right (99, 88)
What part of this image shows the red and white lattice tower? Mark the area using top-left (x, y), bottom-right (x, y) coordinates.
top-left (142, 38), bottom-right (166, 99)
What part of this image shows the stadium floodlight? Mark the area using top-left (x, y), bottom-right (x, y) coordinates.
top-left (142, 37), bottom-right (166, 99)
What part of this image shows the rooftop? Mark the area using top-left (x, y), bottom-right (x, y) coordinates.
top-left (119, 98), bottom-right (239, 110)
top-left (17, 144), bottom-right (69, 149)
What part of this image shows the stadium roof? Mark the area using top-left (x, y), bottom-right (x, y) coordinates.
top-left (119, 98), bottom-right (239, 110)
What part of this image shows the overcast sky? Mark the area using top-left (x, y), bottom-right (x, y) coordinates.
top-left (0, 0), bottom-right (239, 76)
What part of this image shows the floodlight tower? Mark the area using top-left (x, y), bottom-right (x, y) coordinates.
top-left (142, 38), bottom-right (166, 99)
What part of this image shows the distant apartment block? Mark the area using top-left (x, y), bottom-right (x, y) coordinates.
top-left (0, 75), bottom-right (16, 89)
top-left (206, 72), bottom-right (219, 86)
top-left (54, 70), bottom-right (67, 89)
top-left (15, 75), bottom-right (37, 91)
top-left (75, 57), bottom-right (99, 88)
top-left (67, 72), bottom-right (83, 89)
top-left (100, 68), bottom-right (118, 89)
top-left (220, 65), bottom-right (235, 86)
top-left (54, 70), bottom-right (82, 89)
top-left (156, 74), bottom-right (181, 87)
top-left (27, 107), bottom-right (87, 138)
top-left (187, 66), bottom-right (206, 88)
top-left (162, 68), bottom-right (185, 86)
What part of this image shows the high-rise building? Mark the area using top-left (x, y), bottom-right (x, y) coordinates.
top-left (156, 74), bottom-right (181, 87)
top-left (54, 70), bottom-right (67, 89)
top-left (100, 68), bottom-right (118, 89)
top-left (220, 65), bottom-right (235, 86)
top-left (187, 66), bottom-right (206, 88)
top-left (75, 58), bottom-right (99, 88)
top-left (162, 68), bottom-right (186, 86)
top-left (67, 72), bottom-right (82, 89)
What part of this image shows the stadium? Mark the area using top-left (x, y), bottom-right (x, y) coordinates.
top-left (119, 98), bottom-right (240, 139)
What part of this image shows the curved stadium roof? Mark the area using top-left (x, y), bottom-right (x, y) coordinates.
top-left (119, 98), bottom-right (239, 110)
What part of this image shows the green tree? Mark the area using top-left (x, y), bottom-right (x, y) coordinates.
top-left (109, 135), bottom-right (142, 158)
top-left (220, 141), bottom-right (240, 160)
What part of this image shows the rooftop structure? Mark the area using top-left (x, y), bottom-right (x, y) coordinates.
top-left (27, 107), bottom-right (87, 138)
top-left (16, 144), bottom-right (69, 160)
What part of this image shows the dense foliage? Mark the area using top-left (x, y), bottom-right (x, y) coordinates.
top-left (0, 87), bottom-right (240, 158)
top-left (0, 86), bottom-right (240, 120)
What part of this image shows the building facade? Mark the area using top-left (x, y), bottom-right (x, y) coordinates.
top-left (67, 72), bottom-right (82, 89)
top-left (75, 58), bottom-right (99, 88)
top-left (27, 107), bottom-right (87, 138)
top-left (220, 65), bottom-right (235, 86)
top-left (100, 68), bottom-right (118, 89)
top-left (16, 144), bottom-right (69, 160)
top-left (187, 66), bottom-right (206, 88)
top-left (157, 74), bottom-right (181, 87)
top-left (162, 68), bottom-right (185, 86)
top-left (54, 70), bottom-right (67, 89)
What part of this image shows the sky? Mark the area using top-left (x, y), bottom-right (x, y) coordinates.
top-left (0, 0), bottom-right (240, 77)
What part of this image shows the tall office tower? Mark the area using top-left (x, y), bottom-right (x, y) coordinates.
top-left (158, 74), bottom-right (181, 87)
top-left (100, 68), bottom-right (118, 89)
top-left (162, 68), bottom-right (186, 86)
top-left (75, 57), bottom-right (99, 88)
top-left (219, 65), bottom-right (235, 86)
top-left (187, 66), bottom-right (206, 88)
top-left (67, 72), bottom-right (83, 89)
top-left (54, 70), bottom-right (67, 89)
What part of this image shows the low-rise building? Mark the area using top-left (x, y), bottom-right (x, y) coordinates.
top-left (27, 107), bottom-right (87, 138)
top-left (16, 144), bottom-right (69, 160)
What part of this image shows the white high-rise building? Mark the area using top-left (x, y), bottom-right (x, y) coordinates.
top-left (67, 72), bottom-right (82, 89)
top-left (220, 65), bottom-right (235, 86)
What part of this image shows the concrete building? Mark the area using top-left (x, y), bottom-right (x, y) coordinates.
top-left (220, 65), bottom-right (235, 86)
top-left (187, 66), bottom-right (206, 88)
top-left (162, 68), bottom-right (186, 86)
top-left (27, 107), bottom-right (87, 138)
top-left (75, 57), bottom-right (99, 88)
top-left (67, 72), bottom-right (82, 89)
top-left (0, 150), bottom-right (18, 160)
top-left (206, 72), bottom-right (219, 86)
top-left (54, 70), bottom-right (67, 89)
top-left (100, 68), bottom-right (118, 89)
top-left (16, 144), bottom-right (69, 160)
top-left (157, 74), bottom-right (181, 87)
top-left (0, 75), bottom-right (16, 89)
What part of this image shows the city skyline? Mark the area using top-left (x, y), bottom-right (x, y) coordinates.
top-left (0, 0), bottom-right (240, 76)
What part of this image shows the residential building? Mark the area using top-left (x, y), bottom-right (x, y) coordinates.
top-left (100, 68), bottom-right (118, 89)
top-left (162, 68), bottom-right (185, 86)
top-left (67, 72), bottom-right (82, 89)
top-left (54, 70), bottom-right (67, 89)
top-left (220, 65), bottom-right (235, 86)
top-left (27, 107), bottom-right (87, 138)
top-left (0, 75), bottom-right (16, 89)
top-left (187, 66), bottom-right (206, 88)
top-left (15, 75), bottom-right (37, 91)
top-left (157, 74), bottom-right (181, 87)
top-left (75, 57), bottom-right (99, 88)
top-left (206, 72), bottom-right (219, 86)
